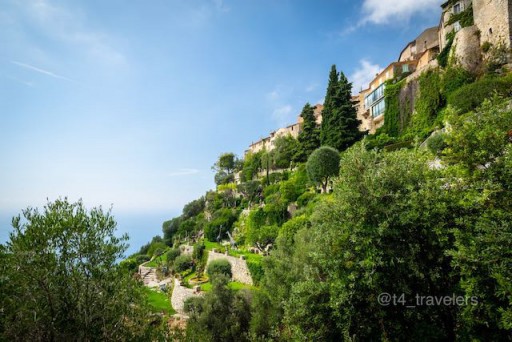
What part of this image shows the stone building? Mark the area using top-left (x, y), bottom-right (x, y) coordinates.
top-left (245, 104), bottom-right (323, 155)
top-left (357, 60), bottom-right (419, 133)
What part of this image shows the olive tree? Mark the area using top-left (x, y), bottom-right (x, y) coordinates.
top-left (0, 198), bottom-right (157, 341)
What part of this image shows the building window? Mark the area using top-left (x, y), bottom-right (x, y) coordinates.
top-left (365, 83), bottom-right (386, 110)
top-left (402, 64), bottom-right (409, 73)
top-left (372, 99), bottom-right (385, 118)
top-left (453, 2), bottom-right (462, 14)
top-left (454, 21), bottom-right (462, 32)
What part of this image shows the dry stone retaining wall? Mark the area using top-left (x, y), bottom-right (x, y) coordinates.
top-left (171, 278), bottom-right (201, 315)
top-left (207, 251), bottom-right (253, 285)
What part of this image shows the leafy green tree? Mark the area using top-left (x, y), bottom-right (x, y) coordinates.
top-left (205, 208), bottom-right (239, 241)
top-left (184, 275), bottom-right (252, 341)
top-left (284, 145), bottom-right (458, 340)
top-left (306, 146), bottom-right (340, 192)
top-left (174, 255), bottom-right (193, 273)
top-left (272, 135), bottom-right (299, 169)
top-left (295, 103), bottom-right (320, 162)
top-left (213, 152), bottom-right (236, 174)
top-left (320, 65), bottom-right (362, 151)
top-left (182, 197), bottom-right (205, 220)
top-left (207, 259), bottom-right (232, 280)
top-left (162, 217), bottom-right (182, 246)
top-left (0, 199), bottom-right (158, 341)
top-left (241, 151), bottom-right (263, 181)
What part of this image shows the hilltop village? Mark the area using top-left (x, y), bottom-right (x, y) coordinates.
top-left (247, 0), bottom-right (512, 154)
top-left (3, 1), bottom-right (512, 341)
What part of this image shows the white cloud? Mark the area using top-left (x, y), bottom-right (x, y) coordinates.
top-left (349, 59), bottom-right (381, 94)
top-left (266, 90), bottom-right (280, 101)
top-left (361, 0), bottom-right (442, 25)
top-left (272, 105), bottom-right (293, 126)
top-left (305, 83), bottom-right (318, 92)
top-left (18, 0), bottom-right (126, 66)
top-left (11, 61), bottom-right (75, 82)
top-left (168, 168), bottom-right (200, 177)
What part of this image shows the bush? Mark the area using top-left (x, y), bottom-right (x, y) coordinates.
top-left (296, 192), bottom-right (316, 207)
top-left (247, 261), bottom-right (264, 285)
top-left (166, 248), bottom-right (181, 263)
top-left (147, 241), bottom-right (167, 257)
top-left (441, 67), bottom-right (475, 96)
top-left (306, 146), bottom-right (341, 192)
top-left (174, 255), bottom-right (193, 273)
top-left (207, 259), bottom-right (232, 280)
top-left (447, 74), bottom-right (512, 113)
top-left (427, 132), bottom-right (448, 156)
top-left (193, 243), bottom-right (205, 261)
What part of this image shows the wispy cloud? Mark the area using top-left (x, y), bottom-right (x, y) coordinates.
top-left (212, 0), bottom-right (230, 13)
top-left (360, 0), bottom-right (442, 25)
top-left (305, 83), bottom-right (318, 92)
top-left (272, 105), bottom-right (293, 126)
top-left (349, 59), bottom-right (381, 94)
top-left (15, 0), bottom-right (126, 66)
top-left (168, 168), bottom-right (200, 177)
top-left (11, 61), bottom-right (75, 82)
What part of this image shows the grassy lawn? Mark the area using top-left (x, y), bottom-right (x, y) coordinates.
top-left (143, 287), bottom-right (175, 315)
top-left (145, 249), bottom-right (170, 268)
top-left (204, 239), bottom-right (224, 252)
top-left (228, 248), bottom-right (263, 264)
top-left (199, 281), bottom-right (254, 292)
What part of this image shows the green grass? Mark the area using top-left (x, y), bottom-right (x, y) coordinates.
top-left (199, 281), bottom-right (254, 293)
top-left (145, 249), bottom-right (170, 267)
top-left (143, 287), bottom-right (175, 315)
top-left (228, 249), bottom-right (263, 264)
top-left (204, 240), bottom-right (224, 252)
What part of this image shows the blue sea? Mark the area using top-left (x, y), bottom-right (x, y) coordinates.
top-left (0, 210), bottom-right (176, 257)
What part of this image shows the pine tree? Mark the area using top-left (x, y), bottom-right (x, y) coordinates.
top-left (320, 65), bottom-right (362, 151)
top-left (294, 103), bottom-right (320, 162)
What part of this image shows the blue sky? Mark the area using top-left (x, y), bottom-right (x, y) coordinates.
top-left (0, 0), bottom-right (442, 250)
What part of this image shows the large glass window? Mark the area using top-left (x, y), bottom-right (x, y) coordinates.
top-left (453, 2), bottom-right (462, 14)
top-left (372, 99), bottom-right (385, 118)
top-left (364, 83), bottom-right (385, 109)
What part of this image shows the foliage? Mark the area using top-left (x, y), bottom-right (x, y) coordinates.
top-left (320, 65), bottom-right (362, 151)
top-left (426, 131), bottom-right (448, 156)
top-left (247, 261), bottom-right (264, 285)
top-left (241, 151), bottom-right (263, 181)
top-left (306, 146), bottom-right (340, 192)
top-left (166, 248), bottom-right (181, 263)
top-left (441, 66), bottom-right (475, 96)
top-left (174, 255), bottom-right (193, 273)
top-left (214, 170), bottom-right (234, 185)
top-left (143, 287), bottom-right (175, 315)
top-left (272, 135), bottom-right (298, 169)
top-left (237, 180), bottom-right (262, 205)
top-left (0, 199), bottom-right (158, 341)
top-left (193, 242), bottom-right (205, 261)
top-left (447, 74), bottom-right (512, 114)
top-left (411, 69), bottom-right (444, 137)
top-left (437, 33), bottom-right (454, 68)
top-left (163, 217), bottom-right (182, 246)
top-left (294, 103), bottom-right (321, 162)
top-left (182, 197), bottom-right (205, 220)
top-left (184, 275), bottom-right (252, 341)
top-left (447, 4), bottom-right (473, 27)
top-left (382, 80), bottom-right (405, 137)
top-left (204, 208), bottom-right (239, 241)
top-left (207, 259), bottom-right (233, 280)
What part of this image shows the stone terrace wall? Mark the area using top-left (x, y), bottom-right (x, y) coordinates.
top-left (171, 278), bottom-right (201, 315)
top-left (207, 251), bottom-right (253, 285)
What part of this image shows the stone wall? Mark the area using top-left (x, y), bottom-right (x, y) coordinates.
top-left (453, 25), bottom-right (483, 73)
top-left (206, 251), bottom-right (253, 285)
top-left (474, 0), bottom-right (512, 48)
top-left (171, 278), bottom-right (202, 315)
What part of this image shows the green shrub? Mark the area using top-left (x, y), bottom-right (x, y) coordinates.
top-left (482, 41), bottom-right (492, 53)
top-left (207, 259), bottom-right (232, 279)
top-left (438, 34), bottom-right (454, 68)
top-left (263, 184), bottom-right (280, 198)
top-left (442, 67), bottom-right (475, 96)
top-left (166, 248), bottom-right (181, 263)
top-left (382, 80), bottom-right (405, 137)
top-left (426, 132), bottom-right (448, 156)
top-left (174, 255), bottom-right (193, 273)
top-left (447, 74), bottom-right (512, 113)
top-left (247, 261), bottom-right (264, 285)
top-left (193, 243), bottom-right (205, 261)
top-left (296, 192), bottom-right (316, 207)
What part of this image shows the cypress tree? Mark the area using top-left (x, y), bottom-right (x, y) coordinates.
top-left (294, 103), bottom-right (320, 162)
top-left (320, 65), bottom-right (363, 151)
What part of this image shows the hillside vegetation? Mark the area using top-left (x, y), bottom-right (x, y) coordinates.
top-left (130, 60), bottom-right (512, 340)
